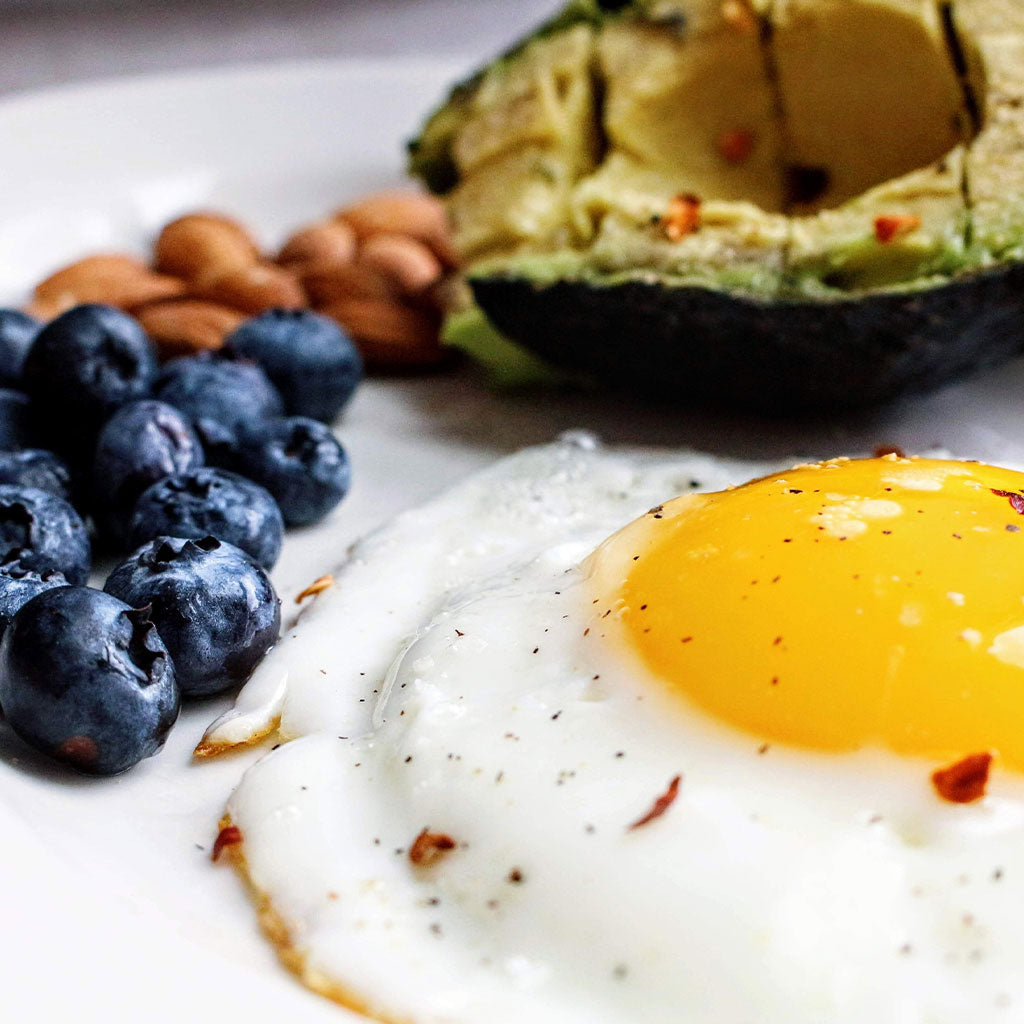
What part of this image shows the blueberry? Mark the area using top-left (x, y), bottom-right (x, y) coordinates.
top-left (0, 586), bottom-right (179, 775)
top-left (0, 449), bottom-right (72, 502)
top-left (224, 310), bottom-right (363, 423)
top-left (92, 400), bottom-right (204, 548)
top-left (105, 536), bottom-right (280, 697)
top-left (0, 557), bottom-right (68, 640)
top-left (21, 304), bottom-right (157, 451)
top-left (129, 467), bottom-right (283, 569)
top-left (0, 309), bottom-right (40, 386)
top-left (228, 417), bottom-right (351, 526)
top-left (0, 485), bottom-right (90, 584)
top-left (154, 352), bottom-right (283, 456)
top-left (0, 389), bottom-right (36, 450)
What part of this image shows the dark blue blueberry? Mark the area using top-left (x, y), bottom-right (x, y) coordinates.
top-left (0, 389), bottom-right (36, 450)
top-left (229, 417), bottom-right (351, 527)
top-left (0, 449), bottom-right (72, 502)
top-left (0, 556), bottom-right (68, 639)
top-left (21, 304), bottom-right (157, 453)
top-left (0, 309), bottom-right (40, 387)
top-left (105, 536), bottom-right (280, 697)
top-left (128, 467), bottom-right (283, 569)
top-left (0, 485), bottom-right (90, 584)
top-left (224, 310), bottom-right (363, 423)
top-left (0, 586), bottom-right (178, 775)
top-left (92, 400), bottom-right (204, 548)
top-left (154, 352), bottom-right (283, 457)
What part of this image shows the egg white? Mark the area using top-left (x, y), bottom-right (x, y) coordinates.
top-left (213, 437), bottom-right (1024, 1024)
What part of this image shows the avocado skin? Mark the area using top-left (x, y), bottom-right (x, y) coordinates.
top-left (471, 264), bottom-right (1024, 412)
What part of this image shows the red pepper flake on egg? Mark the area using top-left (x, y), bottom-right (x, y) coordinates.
top-left (931, 752), bottom-right (993, 804)
top-left (628, 774), bottom-right (682, 831)
top-left (874, 214), bottom-right (922, 244)
top-left (212, 824), bottom-right (243, 862)
top-left (991, 488), bottom-right (1024, 515)
top-left (409, 828), bottom-right (457, 867)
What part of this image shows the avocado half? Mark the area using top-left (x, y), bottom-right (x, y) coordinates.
top-left (409, 0), bottom-right (1024, 411)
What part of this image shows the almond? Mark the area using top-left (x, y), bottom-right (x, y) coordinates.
top-left (34, 254), bottom-right (186, 316)
top-left (335, 192), bottom-right (458, 268)
top-left (321, 296), bottom-right (446, 368)
top-left (136, 300), bottom-right (246, 358)
top-left (155, 213), bottom-right (261, 282)
top-left (23, 299), bottom-right (62, 322)
top-left (302, 262), bottom-right (399, 307)
top-left (357, 233), bottom-right (444, 296)
top-left (196, 263), bottom-right (306, 314)
top-left (278, 220), bottom-right (357, 270)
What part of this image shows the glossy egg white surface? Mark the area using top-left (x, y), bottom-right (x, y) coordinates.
top-left (219, 438), bottom-right (1024, 1024)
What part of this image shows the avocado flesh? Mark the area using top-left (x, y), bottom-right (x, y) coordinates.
top-left (568, 7), bottom-right (790, 294)
top-left (774, 0), bottom-right (973, 293)
top-left (441, 25), bottom-right (599, 262)
top-left (410, 0), bottom-right (1024, 408)
top-left (418, 0), bottom-right (979, 299)
top-left (949, 1), bottom-right (1024, 262)
top-left (595, 14), bottom-right (785, 211)
top-left (771, 0), bottom-right (966, 212)
top-left (786, 149), bottom-right (970, 294)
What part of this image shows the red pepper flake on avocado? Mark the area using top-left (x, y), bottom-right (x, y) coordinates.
top-left (664, 195), bottom-right (702, 241)
top-left (721, 0), bottom-right (757, 33)
top-left (716, 129), bottom-right (757, 165)
top-left (931, 752), bottom-right (993, 804)
top-left (409, 829), bottom-right (457, 867)
top-left (628, 774), bottom-right (682, 831)
top-left (874, 214), bottom-right (922, 244)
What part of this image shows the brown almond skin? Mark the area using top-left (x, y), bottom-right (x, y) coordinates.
top-left (155, 213), bottom-right (261, 282)
top-left (321, 296), bottom-right (446, 368)
top-left (196, 263), bottom-right (306, 315)
top-left (34, 254), bottom-right (186, 316)
top-left (136, 300), bottom-right (246, 358)
top-left (23, 299), bottom-right (62, 322)
top-left (358, 233), bottom-right (444, 296)
top-left (335, 192), bottom-right (458, 268)
top-left (302, 262), bottom-right (399, 307)
top-left (278, 220), bottom-right (357, 270)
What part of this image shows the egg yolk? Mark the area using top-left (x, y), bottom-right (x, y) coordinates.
top-left (589, 456), bottom-right (1024, 768)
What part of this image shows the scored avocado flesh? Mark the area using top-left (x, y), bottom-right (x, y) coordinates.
top-left (413, 0), bottom-right (1005, 301)
top-left (444, 25), bottom-right (599, 260)
top-left (949, 0), bottom-right (1024, 262)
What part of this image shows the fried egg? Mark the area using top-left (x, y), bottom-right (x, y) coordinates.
top-left (209, 437), bottom-right (1024, 1024)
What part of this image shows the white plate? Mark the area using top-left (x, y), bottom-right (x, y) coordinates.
top-left (5, 58), bottom-right (1024, 1023)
